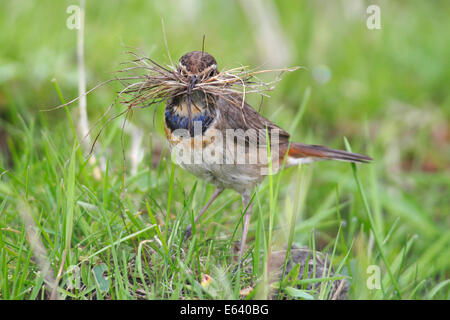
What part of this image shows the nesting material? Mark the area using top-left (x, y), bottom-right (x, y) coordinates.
top-left (115, 51), bottom-right (301, 110)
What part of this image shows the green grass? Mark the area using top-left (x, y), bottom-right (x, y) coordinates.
top-left (0, 0), bottom-right (449, 300)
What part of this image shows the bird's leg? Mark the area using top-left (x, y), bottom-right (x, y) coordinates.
top-left (239, 192), bottom-right (253, 260)
top-left (184, 188), bottom-right (224, 240)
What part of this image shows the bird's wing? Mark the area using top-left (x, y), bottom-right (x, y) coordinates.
top-left (215, 94), bottom-right (372, 165)
top-left (215, 94), bottom-right (291, 148)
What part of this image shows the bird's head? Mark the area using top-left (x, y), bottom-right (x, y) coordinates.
top-left (178, 51), bottom-right (218, 90)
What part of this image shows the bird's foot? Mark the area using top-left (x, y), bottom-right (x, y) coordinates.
top-left (183, 225), bottom-right (193, 241)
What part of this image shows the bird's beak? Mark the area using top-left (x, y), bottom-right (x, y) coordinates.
top-left (189, 75), bottom-right (198, 92)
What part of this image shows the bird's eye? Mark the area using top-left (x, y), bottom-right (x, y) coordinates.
top-left (208, 69), bottom-right (215, 77)
top-left (178, 66), bottom-right (187, 77)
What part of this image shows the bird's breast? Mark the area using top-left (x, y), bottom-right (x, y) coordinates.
top-left (164, 110), bottom-right (214, 135)
top-left (164, 94), bottom-right (219, 150)
top-left (164, 93), bottom-right (216, 136)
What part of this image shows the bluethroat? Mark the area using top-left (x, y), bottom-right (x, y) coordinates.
top-left (163, 51), bottom-right (372, 257)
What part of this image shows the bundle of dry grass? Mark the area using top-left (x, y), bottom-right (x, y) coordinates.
top-left (47, 50), bottom-right (300, 116)
top-left (115, 51), bottom-right (300, 111)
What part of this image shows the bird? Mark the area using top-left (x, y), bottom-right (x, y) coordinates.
top-left (163, 51), bottom-right (372, 258)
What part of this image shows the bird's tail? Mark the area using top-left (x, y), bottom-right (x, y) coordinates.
top-left (284, 142), bottom-right (372, 165)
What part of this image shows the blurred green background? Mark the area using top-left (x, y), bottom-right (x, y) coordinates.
top-left (0, 0), bottom-right (448, 299)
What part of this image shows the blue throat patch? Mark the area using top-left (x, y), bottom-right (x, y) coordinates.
top-left (165, 110), bottom-right (214, 136)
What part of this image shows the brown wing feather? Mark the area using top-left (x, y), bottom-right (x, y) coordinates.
top-left (215, 94), bottom-right (291, 147)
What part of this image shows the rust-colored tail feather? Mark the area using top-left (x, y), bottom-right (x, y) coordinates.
top-left (287, 142), bottom-right (372, 163)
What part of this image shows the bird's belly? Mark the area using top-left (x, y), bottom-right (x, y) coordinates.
top-left (182, 162), bottom-right (263, 193)
top-left (164, 124), bottom-right (265, 192)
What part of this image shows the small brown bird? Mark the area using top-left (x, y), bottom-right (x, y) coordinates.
top-left (163, 51), bottom-right (372, 257)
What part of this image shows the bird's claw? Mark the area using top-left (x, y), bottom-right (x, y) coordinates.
top-left (183, 225), bottom-right (193, 241)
